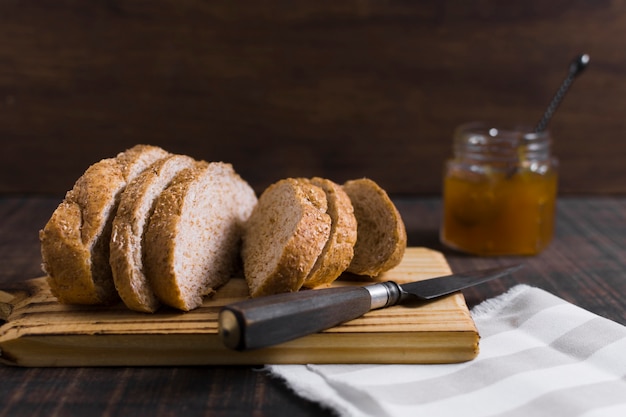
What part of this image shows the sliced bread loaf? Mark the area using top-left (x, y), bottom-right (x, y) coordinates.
top-left (242, 178), bottom-right (332, 297)
top-left (144, 161), bottom-right (257, 311)
top-left (110, 154), bottom-right (197, 313)
top-left (343, 178), bottom-right (407, 277)
top-left (302, 177), bottom-right (357, 288)
top-left (40, 145), bottom-right (170, 304)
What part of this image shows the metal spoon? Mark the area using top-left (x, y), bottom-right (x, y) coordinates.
top-left (535, 53), bottom-right (590, 132)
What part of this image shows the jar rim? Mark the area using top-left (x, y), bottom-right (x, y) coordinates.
top-left (453, 121), bottom-right (552, 164)
top-left (455, 122), bottom-right (550, 142)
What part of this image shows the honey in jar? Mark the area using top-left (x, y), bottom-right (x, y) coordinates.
top-left (441, 122), bottom-right (558, 256)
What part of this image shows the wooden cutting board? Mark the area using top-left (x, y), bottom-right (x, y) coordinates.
top-left (0, 247), bottom-right (479, 367)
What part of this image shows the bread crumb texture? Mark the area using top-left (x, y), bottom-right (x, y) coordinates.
top-left (343, 178), bottom-right (407, 276)
top-left (242, 178), bottom-right (332, 297)
top-left (303, 177), bottom-right (357, 288)
top-left (145, 161), bottom-right (257, 311)
top-left (241, 176), bottom-right (406, 297)
top-left (41, 145), bottom-right (169, 304)
top-left (110, 154), bottom-right (196, 312)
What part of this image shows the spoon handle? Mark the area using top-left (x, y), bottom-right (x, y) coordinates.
top-left (535, 54), bottom-right (590, 132)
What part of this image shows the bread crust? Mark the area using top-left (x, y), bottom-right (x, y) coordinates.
top-left (110, 154), bottom-right (196, 313)
top-left (144, 161), bottom-right (257, 311)
top-left (343, 178), bottom-right (407, 276)
top-left (40, 145), bottom-right (169, 304)
top-left (242, 178), bottom-right (332, 297)
top-left (303, 177), bottom-right (357, 288)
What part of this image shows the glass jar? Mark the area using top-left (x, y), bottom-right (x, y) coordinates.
top-left (440, 122), bottom-right (558, 256)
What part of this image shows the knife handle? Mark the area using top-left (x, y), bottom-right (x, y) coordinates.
top-left (219, 282), bottom-right (402, 351)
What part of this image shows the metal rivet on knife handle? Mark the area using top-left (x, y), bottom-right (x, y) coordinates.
top-left (365, 281), bottom-right (403, 309)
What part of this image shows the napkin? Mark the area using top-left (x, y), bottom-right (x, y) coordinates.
top-left (267, 285), bottom-right (626, 417)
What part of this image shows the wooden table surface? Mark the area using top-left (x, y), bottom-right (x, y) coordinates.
top-left (1, 196), bottom-right (625, 416)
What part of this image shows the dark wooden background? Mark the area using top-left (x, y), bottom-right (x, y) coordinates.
top-left (1, 0), bottom-right (624, 197)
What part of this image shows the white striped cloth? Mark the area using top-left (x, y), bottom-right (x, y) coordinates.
top-left (267, 285), bottom-right (626, 417)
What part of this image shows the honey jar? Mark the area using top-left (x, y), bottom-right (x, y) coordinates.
top-left (441, 122), bottom-right (558, 256)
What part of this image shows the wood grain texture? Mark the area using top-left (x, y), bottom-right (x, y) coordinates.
top-left (0, 365), bottom-right (326, 417)
top-left (1, 1), bottom-right (625, 196)
top-left (0, 247), bottom-right (478, 367)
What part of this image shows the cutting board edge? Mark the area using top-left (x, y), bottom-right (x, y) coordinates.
top-left (0, 329), bottom-right (480, 367)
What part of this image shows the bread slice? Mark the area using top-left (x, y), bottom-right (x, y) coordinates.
top-left (110, 154), bottom-right (197, 312)
top-left (144, 161), bottom-right (257, 311)
top-left (302, 177), bottom-right (357, 288)
top-left (343, 178), bottom-right (407, 276)
top-left (40, 145), bottom-right (170, 304)
top-left (242, 178), bottom-right (332, 297)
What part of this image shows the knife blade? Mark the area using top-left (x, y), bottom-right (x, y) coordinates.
top-left (218, 264), bottom-right (522, 351)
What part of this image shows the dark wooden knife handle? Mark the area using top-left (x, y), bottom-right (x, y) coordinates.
top-left (219, 286), bottom-right (372, 351)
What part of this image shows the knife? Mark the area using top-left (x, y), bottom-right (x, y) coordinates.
top-left (218, 264), bottom-right (522, 351)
